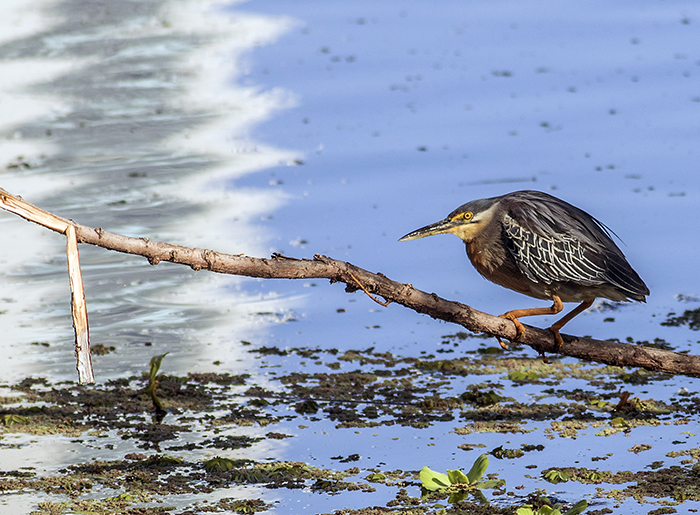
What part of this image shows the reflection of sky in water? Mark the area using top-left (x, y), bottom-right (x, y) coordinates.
top-left (228, 3), bottom-right (700, 512)
top-left (1, 1), bottom-right (700, 513)
top-left (234, 0), bottom-right (700, 357)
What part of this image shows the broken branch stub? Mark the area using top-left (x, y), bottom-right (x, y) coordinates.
top-left (0, 188), bottom-right (94, 384)
top-left (66, 225), bottom-right (94, 384)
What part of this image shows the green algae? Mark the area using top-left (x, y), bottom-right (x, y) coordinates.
top-left (2, 342), bottom-right (700, 514)
top-left (455, 421), bottom-right (532, 435)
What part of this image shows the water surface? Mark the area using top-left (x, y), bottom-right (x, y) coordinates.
top-left (1, 1), bottom-right (700, 514)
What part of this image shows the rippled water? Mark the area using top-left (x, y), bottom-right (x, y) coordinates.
top-left (0, 0), bottom-right (302, 383)
top-left (1, 1), bottom-right (700, 513)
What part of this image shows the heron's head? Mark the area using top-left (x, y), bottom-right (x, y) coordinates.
top-left (399, 197), bottom-right (501, 243)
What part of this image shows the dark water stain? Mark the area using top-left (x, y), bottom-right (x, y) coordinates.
top-left (662, 308), bottom-right (700, 331)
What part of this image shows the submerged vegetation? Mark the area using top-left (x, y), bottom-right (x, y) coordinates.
top-left (1, 337), bottom-right (700, 514)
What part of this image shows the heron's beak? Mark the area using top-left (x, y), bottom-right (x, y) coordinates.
top-left (398, 219), bottom-right (459, 241)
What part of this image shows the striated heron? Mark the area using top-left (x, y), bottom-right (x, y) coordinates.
top-left (399, 190), bottom-right (649, 350)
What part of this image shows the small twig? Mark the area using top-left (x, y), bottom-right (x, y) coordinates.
top-left (615, 391), bottom-right (631, 410)
top-left (348, 271), bottom-right (391, 307)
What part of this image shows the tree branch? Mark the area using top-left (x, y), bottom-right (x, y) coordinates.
top-left (2, 188), bottom-right (698, 379)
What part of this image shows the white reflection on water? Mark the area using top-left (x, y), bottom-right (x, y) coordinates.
top-left (0, 0), bottom-right (303, 508)
top-left (0, 0), bottom-right (300, 384)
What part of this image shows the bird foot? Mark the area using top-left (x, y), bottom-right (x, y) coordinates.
top-left (536, 329), bottom-right (564, 364)
top-left (498, 313), bottom-right (526, 341)
top-left (549, 327), bottom-right (565, 352)
top-left (495, 313), bottom-right (527, 350)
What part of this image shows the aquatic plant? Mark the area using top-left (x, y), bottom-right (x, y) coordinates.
top-left (420, 453), bottom-right (504, 503)
top-left (516, 498), bottom-right (588, 515)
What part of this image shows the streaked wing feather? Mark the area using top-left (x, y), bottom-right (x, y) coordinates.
top-left (503, 213), bottom-right (607, 286)
top-left (496, 191), bottom-right (648, 300)
top-left (605, 255), bottom-right (650, 300)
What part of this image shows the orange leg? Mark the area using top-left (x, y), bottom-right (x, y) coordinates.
top-left (549, 299), bottom-right (594, 351)
top-left (497, 295), bottom-right (564, 349)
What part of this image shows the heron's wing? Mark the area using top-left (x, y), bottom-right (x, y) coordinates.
top-left (499, 191), bottom-right (649, 300)
top-left (502, 212), bottom-right (608, 286)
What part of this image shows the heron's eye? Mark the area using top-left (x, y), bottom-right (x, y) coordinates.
top-left (450, 211), bottom-right (473, 222)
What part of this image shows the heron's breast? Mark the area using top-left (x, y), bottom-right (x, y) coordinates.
top-left (465, 239), bottom-right (506, 274)
top-left (465, 240), bottom-right (550, 300)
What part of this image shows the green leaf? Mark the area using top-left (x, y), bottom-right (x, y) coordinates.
top-left (160, 456), bottom-right (182, 465)
top-left (447, 468), bottom-right (470, 484)
top-left (516, 508), bottom-right (535, 515)
top-left (1, 414), bottom-right (30, 426)
top-left (563, 500), bottom-right (588, 515)
top-left (466, 453), bottom-right (489, 484)
top-left (543, 469), bottom-right (570, 484)
top-left (474, 479), bottom-right (504, 490)
top-left (471, 489), bottom-right (489, 505)
top-left (204, 457), bottom-right (237, 472)
top-left (609, 417), bottom-right (627, 427)
top-left (420, 466), bottom-right (451, 491)
top-left (149, 352), bottom-right (169, 384)
top-left (508, 370), bottom-right (540, 381)
top-left (147, 352), bottom-right (169, 413)
top-left (447, 491), bottom-right (468, 503)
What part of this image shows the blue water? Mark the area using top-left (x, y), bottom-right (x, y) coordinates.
top-left (1, 1), bottom-right (700, 513)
